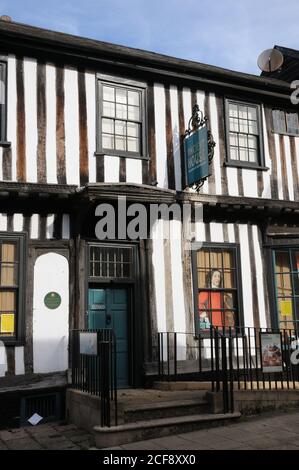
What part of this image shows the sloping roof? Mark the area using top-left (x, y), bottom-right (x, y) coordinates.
top-left (0, 18), bottom-right (292, 99)
top-left (261, 45), bottom-right (299, 82)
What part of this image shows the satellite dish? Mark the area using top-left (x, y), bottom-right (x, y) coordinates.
top-left (257, 48), bottom-right (284, 72)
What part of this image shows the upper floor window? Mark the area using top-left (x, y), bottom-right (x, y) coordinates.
top-left (272, 109), bottom-right (299, 136)
top-left (0, 60), bottom-right (7, 143)
top-left (225, 99), bottom-right (264, 168)
top-left (0, 233), bottom-right (26, 343)
top-left (97, 75), bottom-right (146, 159)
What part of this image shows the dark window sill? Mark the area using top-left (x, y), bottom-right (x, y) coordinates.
top-left (0, 141), bottom-right (11, 148)
top-left (94, 151), bottom-right (149, 161)
top-left (224, 162), bottom-right (269, 171)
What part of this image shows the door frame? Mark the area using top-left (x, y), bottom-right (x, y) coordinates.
top-left (84, 241), bottom-right (143, 387)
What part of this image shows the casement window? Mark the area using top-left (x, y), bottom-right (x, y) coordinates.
top-left (0, 234), bottom-right (26, 343)
top-left (192, 244), bottom-right (242, 333)
top-left (0, 60), bottom-right (7, 143)
top-left (97, 75), bottom-right (147, 159)
top-left (273, 248), bottom-right (299, 330)
top-left (225, 99), bottom-right (265, 169)
top-left (272, 109), bottom-right (299, 136)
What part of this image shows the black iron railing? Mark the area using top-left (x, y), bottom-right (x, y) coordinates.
top-left (156, 326), bottom-right (299, 413)
top-left (70, 329), bottom-right (117, 427)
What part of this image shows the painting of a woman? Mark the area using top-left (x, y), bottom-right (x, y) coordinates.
top-left (198, 269), bottom-right (235, 330)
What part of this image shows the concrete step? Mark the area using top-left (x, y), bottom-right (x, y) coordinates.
top-left (154, 381), bottom-right (213, 391)
top-left (123, 398), bottom-right (210, 423)
top-left (94, 412), bottom-right (241, 448)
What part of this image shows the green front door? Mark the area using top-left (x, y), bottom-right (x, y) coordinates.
top-left (88, 288), bottom-right (129, 388)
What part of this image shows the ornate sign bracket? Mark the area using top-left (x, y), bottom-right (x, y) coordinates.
top-left (184, 104), bottom-right (216, 191)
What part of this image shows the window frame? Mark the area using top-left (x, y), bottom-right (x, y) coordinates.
top-left (271, 108), bottom-right (299, 137)
top-left (95, 74), bottom-right (148, 160)
top-left (224, 97), bottom-right (266, 170)
top-left (270, 245), bottom-right (299, 331)
top-left (0, 232), bottom-right (27, 345)
top-left (191, 242), bottom-right (244, 335)
top-left (0, 58), bottom-right (10, 147)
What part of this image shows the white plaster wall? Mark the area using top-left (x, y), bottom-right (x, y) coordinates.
top-left (33, 253), bottom-right (69, 373)
top-left (0, 340), bottom-right (7, 377)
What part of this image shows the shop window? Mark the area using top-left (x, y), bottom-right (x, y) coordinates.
top-left (192, 244), bottom-right (241, 333)
top-left (273, 248), bottom-right (299, 329)
top-left (0, 234), bottom-right (26, 342)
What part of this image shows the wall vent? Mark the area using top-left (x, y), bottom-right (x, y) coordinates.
top-left (20, 393), bottom-right (62, 426)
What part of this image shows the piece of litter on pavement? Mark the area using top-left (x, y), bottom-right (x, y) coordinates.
top-left (28, 413), bottom-right (43, 426)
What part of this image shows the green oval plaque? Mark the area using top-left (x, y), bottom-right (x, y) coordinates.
top-left (44, 292), bottom-right (61, 310)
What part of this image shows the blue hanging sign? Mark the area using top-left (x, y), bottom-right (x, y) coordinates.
top-left (184, 125), bottom-right (209, 187)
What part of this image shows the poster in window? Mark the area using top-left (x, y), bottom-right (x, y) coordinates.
top-left (0, 314), bottom-right (14, 334)
top-left (260, 333), bottom-right (283, 373)
top-left (198, 268), bottom-right (235, 331)
top-left (79, 332), bottom-right (98, 356)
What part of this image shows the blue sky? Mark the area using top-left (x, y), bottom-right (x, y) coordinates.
top-left (1, 0), bottom-right (299, 75)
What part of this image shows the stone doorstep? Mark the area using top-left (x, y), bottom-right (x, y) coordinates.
top-left (93, 412), bottom-right (241, 449)
top-left (124, 398), bottom-right (209, 413)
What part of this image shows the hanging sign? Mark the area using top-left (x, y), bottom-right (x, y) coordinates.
top-left (260, 332), bottom-right (283, 373)
top-left (184, 126), bottom-right (209, 186)
top-left (183, 104), bottom-right (215, 191)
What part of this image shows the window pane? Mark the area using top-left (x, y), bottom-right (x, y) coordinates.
top-left (247, 107), bottom-right (257, 121)
top-left (229, 104), bottom-right (238, 117)
top-left (229, 133), bottom-right (238, 146)
top-left (102, 134), bottom-right (114, 150)
top-left (128, 105), bottom-right (140, 121)
top-left (239, 148), bottom-right (248, 161)
top-left (0, 78), bottom-right (5, 105)
top-left (238, 134), bottom-right (247, 148)
top-left (248, 135), bottom-right (257, 149)
top-left (230, 147), bottom-right (239, 160)
top-left (248, 120), bottom-right (258, 134)
top-left (127, 137), bottom-right (139, 152)
top-left (275, 251), bottom-right (290, 272)
top-left (1, 265), bottom-right (16, 286)
top-left (102, 118), bottom-right (114, 134)
top-left (115, 136), bottom-right (126, 151)
top-left (103, 86), bottom-right (115, 102)
top-left (286, 113), bottom-right (299, 135)
top-left (128, 90), bottom-right (139, 106)
top-left (127, 122), bottom-right (139, 137)
top-left (115, 120), bottom-right (126, 136)
top-left (239, 120), bottom-right (248, 133)
top-left (103, 101), bottom-right (115, 118)
top-left (229, 117), bottom-right (239, 132)
top-left (116, 88), bottom-right (127, 104)
top-left (2, 244), bottom-right (15, 262)
top-left (0, 291), bottom-right (15, 311)
top-left (248, 149), bottom-right (257, 163)
top-left (272, 109), bottom-right (286, 133)
top-left (276, 273), bottom-right (292, 297)
top-left (238, 106), bottom-right (247, 119)
top-left (116, 103), bottom-right (127, 119)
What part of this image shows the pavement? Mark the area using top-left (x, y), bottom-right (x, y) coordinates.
top-left (1, 410), bottom-right (299, 450)
top-left (106, 410), bottom-right (299, 450)
top-left (0, 422), bottom-right (95, 450)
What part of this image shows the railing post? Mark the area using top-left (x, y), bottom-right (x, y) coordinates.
top-left (221, 335), bottom-right (229, 414)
